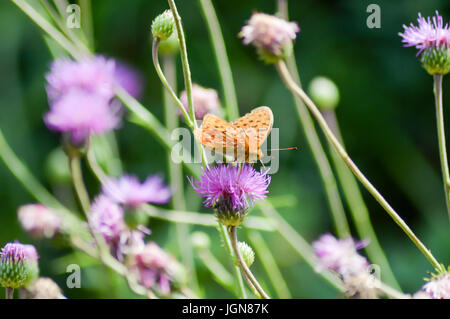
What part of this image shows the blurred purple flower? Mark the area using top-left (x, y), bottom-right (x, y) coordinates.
top-left (421, 273), bottom-right (450, 299)
top-left (313, 234), bottom-right (369, 278)
top-left (46, 56), bottom-right (116, 102)
top-left (189, 164), bottom-right (271, 215)
top-left (102, 175), bottom-right (171, 208)
top-left (90, 196), bottom-right (127, 245)
top-left (22, 245), bottom-right (39, 264)
top-left (114, 62), bottom-right (143, 99)
top-left (1, 243), bottom-right (25, 264)
top-left (399, 11), bottom-right (450, 55)
top-left (179, 84), bottom-right (221, 120)
top-left (44, 89), bottom-right (121, 144)
top-left (18, 204), bottom-right (61, 239)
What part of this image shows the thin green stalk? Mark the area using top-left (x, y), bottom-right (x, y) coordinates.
top-left (219, 224), bottom-right (247, 298)
top-left (198, 0), bottom-right (239, 120)
top-left (433, 74), bottom-right (450, 219)
top-left (163, 55), bottom-right (199, 294)
top-left (247, 230), bottom-right (291, 298)
top-left (276, 1), bottom-right (349, 239)
top-left (5, 288), bottom-right (14, 299)
top-left (229, 226), bottom-right (270, 299)
top-left (168, 0), bottom-right (197, 128)
top-left (276, 60), bottom-right (443, 272)
top-left (258, 200), bottom-right (345, 292)
top-left (322, 110), bottom-right (401, 290)
top-left (68, 153), bottom-right (91, 214)
top-left (152, 39), bottom-right (193, 128)
top-left (195, 248), bottom-right (235, 294)
top-left (79, 0), bottom-right (94, 50)
top-left (12, 0), bottom-right (85, 60)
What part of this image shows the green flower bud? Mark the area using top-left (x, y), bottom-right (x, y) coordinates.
top-left (152, 10), bottom-right (175, 41)
top-left (238, 241), bottom-right (255, 267)
top-left (422, 47), bottom-right (450, 75)
top-left (308, 76), bottom-right (340, 110)
top-left (191, 232), bottom-right (211, 250)
top-left (0, 243), bottom-right (39, 289)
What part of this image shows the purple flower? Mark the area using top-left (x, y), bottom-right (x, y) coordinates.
top-left (240, 13), bottom-right (299, 62)
top-left (102, 175), bottom-right (171, 208)
top-left (313, 234), bottom-right (369, 278)
top-left (131, 242), bottom-right (175, 294)
top-left (46, 56), bottom-right (116, 102)
top-left (421, 273), bottom-right (450, 299)
top-left (114, 62), bottom-right (143, 99)
top-left (189, 165), bottom-right (270, 225)
top-left (179, 84), bottom-right (221, 120)
top-left (44, 89), bottom-right (121, 144)
top-left (399, 11), bottom-right (450, 55)
top-left (18, 204), bottom-right (61, 239)
top-left (0, 242), bottom-right (29, 288)
top-left (90, 196), bottom-right (127, 245)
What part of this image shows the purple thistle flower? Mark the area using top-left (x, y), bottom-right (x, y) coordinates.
top-left (46, 56), bottom-right (116, 102)
top-left (0, 242), bottom-right (28, 288)
top-left (421, 273), bottom-right (450, 299)
top-left (114, 62), bottom-right (144, 99)
top-left (399, 11), bottom-right (450, 55)
top-left (18, 204), bottom-right (61, 239)
top-left (90, 196), bottom-right (127, 245)
top-left (313, 234), bottom-right (369, 278)
top-left (189, 165), bottom-right (271, 226)
top-left (102, 175), bottom-right (171, 208)
top-left (44, 89), bottom-right (121, 144)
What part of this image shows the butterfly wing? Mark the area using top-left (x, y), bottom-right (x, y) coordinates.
top-left (194, 114), bottom-right (245, 157)
top-left (232, 106), bottom-right (273, 159)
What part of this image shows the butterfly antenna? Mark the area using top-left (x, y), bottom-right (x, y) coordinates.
top-left (270, 147), bottom-right (298, 151)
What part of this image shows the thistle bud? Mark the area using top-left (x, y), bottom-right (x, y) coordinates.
top-left (0, 243), bottom-right (38, 289)
top-left (422, 47), bottom-right (450, 75)
top-left (238, 241), bottom-right (255, 267)
top-left (308, 76), bottom-right (340, 110)
top-left (152, 10), bottom-right (175, 41)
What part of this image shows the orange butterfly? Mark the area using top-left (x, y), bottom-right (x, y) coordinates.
top-left (194, 106), bottom-right (274, 163)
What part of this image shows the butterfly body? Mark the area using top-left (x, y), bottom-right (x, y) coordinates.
top-left (194, 106), bottom-right (273, 163)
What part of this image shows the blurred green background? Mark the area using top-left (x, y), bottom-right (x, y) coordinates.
top-left (0, 0), bottom-right (449, 298)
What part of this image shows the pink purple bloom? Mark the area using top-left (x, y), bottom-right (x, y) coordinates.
top-left (44, 89), bottom-right (121, 144)
top-left (114, 62), bottom-right (143, 99)
top-left (90, 196), bottom-right (127, 245)
top-left (46, 56), bottom-right (116, 102)
top-left (179, 84), bottom-right (221, 120)
top-left (131, 242), bottom-right (175, 294)
top-left (420, 273), bottom-right (450, 299)
top-left (240, 13), bottom-right (299, 61)
top-left (189, 165), bottom-right (270, 225)
top-left (313, 234), bottom-right (369, 278)
top-left (18, 204), bottom-right (61, 239)
top-left (399, 11), bottom-right (450, 55)
top-left (0, 242), bottom-right (28, 288)
top-left (102, 175), bottom-right (171, 208)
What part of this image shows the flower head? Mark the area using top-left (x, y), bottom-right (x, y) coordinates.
top-left (420, 272), bottom-right (450, 299)
top-left (44, 89), bottom-right (121, 145)
top-left (179, 84), bottom-right (222, 120)
top-left (90, 196), bottom-right (127, 246)
top-left (18, 204), bottom-right (61, 239)
top-left (0, 242), bottom-right (38, 289)
top-left (102, 174), bottom-right (171, 208)
top-left (240, 13), bottom-right (299, 63)
top-left (399, 11), bottom-right (450, 75)
top-left (152, 10), bottom-right (175, 41)
top-left (131, 242), bottom-right (185, 295)
top-left (46, 56), bottom-right (116, 102)
top-left (189, 165), bottom-right (271, 226)
top-left (114, 62), bottom-right (143, 99)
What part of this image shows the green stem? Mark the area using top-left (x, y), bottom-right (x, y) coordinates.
top-left (247, 230), bottom-right (291, 298)
top-left (277, 2), bottom-right (350, 239)
top-left (218, 224), bottom-right (247, 299)
top-left (433, 74), bottom-right (450, 220)
top-left (198, 0), bottom-right (239, 120)
top-left (195, 248), bottom-right (235, 294)
top-left (163, 55), bottom-right (199, 295)
top-left (229, 226), bottom-right (270, 299)
top-left (322, 110), bottom-right (401, 290)
top-left (5, 288), bottom-right (14, 299)
top-left (152, 39), bottom-right (193, 128)
top-left (276, 60), bottom-right (443, 272)
top-left (79, 0), bottom-right (94, 50)
top-left (68, 153), bottom-right (91, 214)
top-left (258, 200), bottom-right (345, 292)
